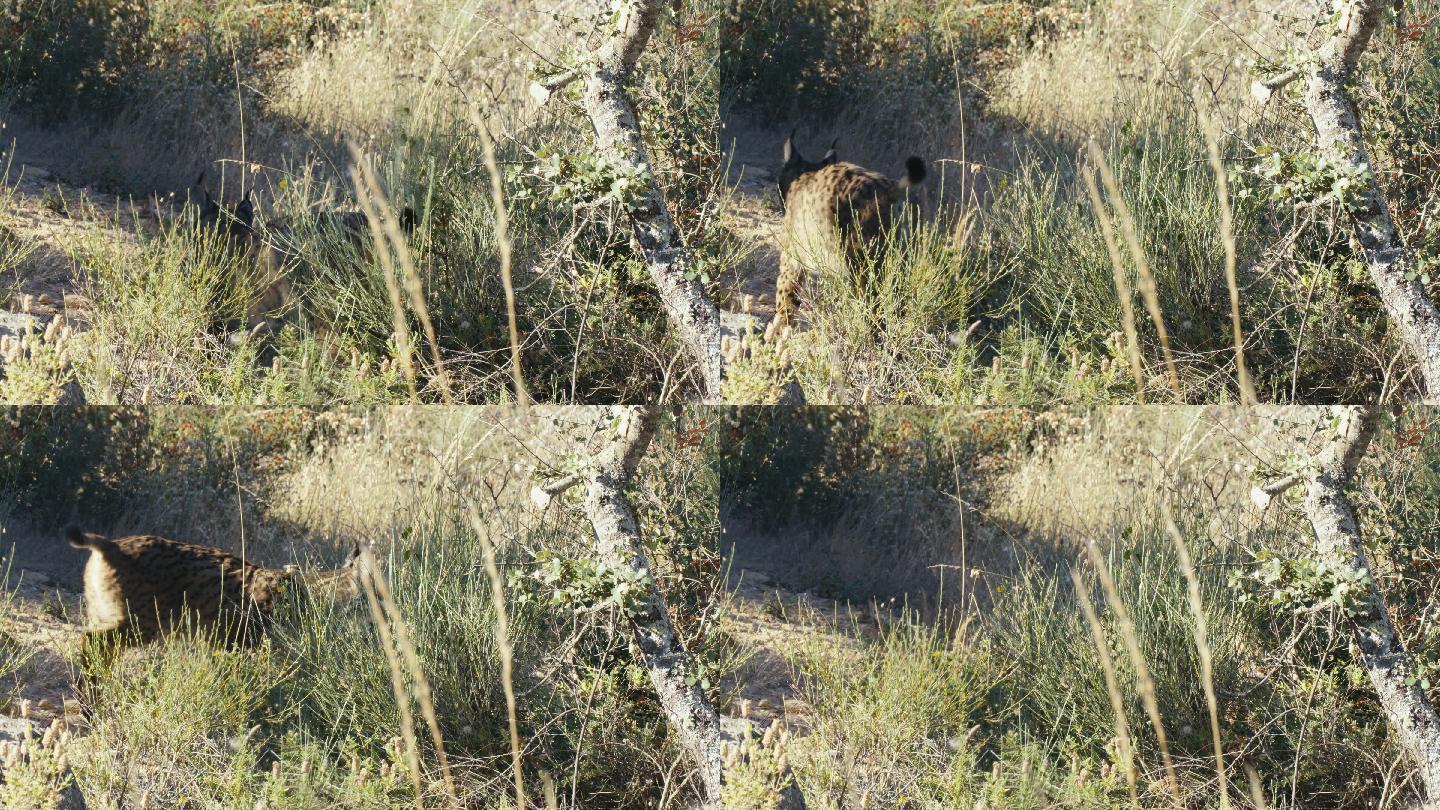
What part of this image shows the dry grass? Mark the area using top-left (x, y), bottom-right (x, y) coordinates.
top-left (2, 0), bottom-right (725, 404)
top-left (722, 406), bottom-right (1440, 807)
top-left (0, 406), bottom-right (727, 807)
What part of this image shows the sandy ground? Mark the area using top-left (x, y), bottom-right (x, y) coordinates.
top-left (0, 525), bottom-right (90, 732)
top-left (1, 151), bottom-right (168, 325)
top-left (717, 116), bottom-right (789, 344)
top-left (720, 559), bottom-right (894, 740)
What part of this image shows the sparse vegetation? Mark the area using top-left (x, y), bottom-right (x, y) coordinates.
top-left (720, 0), bottom-right (1440, 404)
top-left (720, 407), bottom-right (1440, 807)
top-left (0, 579), bottom-right (34, 704)
top-left (0, 407), bottom-right (730, 807)
top-left (0, 0), bottom-right (733, 404)
top-left (6, 0), bottom-right (1440, 805)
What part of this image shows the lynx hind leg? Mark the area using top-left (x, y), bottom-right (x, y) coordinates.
top-left (844, 229), bottom-right (880, 295)
top-left (75, 628), bottom-right (126, 714)
top-left (774, 252), bottom-right (804, 330)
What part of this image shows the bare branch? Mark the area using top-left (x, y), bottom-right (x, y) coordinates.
top-left (529, 69), bottom-right (583, 104)
top-left (1250, 66), bottom-right (1304, 104)
top-left (1250, 472), bottom-right (1305, 511)
top-left (580, 406), bottom-right (724, 802)
top-left (529, 472), bottom-right (584, 510)
top-left (548, 409), bottom-right (807, 807)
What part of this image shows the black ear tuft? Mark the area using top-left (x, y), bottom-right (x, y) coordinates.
top-left (65, 526), bottom-right (85, 547)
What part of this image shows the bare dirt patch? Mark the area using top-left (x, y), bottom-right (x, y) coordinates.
top-left (1, 554), bottom-right (86, 731)
top-left (2, 155), bottom-right (165, 324)
top-left (721, 562), bottom-right (892, 739)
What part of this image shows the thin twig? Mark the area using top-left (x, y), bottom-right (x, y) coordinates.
top-left (1165, 511), bottom-right (1230, 808)
top-left (1072, 567), bottom-right (1141, 809)
top-left (467, 106), bottom-right (528, 404)
top-left (1085, 540), bottom-right (1183, 805)
top-left (1197, 107), bottom-right (1257, 404)
top-left (349, 146), bottom-right (454, 402)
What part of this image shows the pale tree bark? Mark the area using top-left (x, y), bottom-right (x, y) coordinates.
top-left (539, 406), bottom-right (807, 808)
top-left (1300, 405), bottom-right (1440, 798)
top-left (1263, 1), bottom-right (1440, 394)
top-left (580, 405), bottom-right (724, 803)
top-left (534, 2), bottom-right (724, 401)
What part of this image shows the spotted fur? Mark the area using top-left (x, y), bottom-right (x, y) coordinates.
top-left (774, 137), bottom-right (926, 328)
top-left (66, 527), bottom-right (364, 698)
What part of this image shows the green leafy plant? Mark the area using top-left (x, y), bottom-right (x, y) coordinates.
top-left (1240, 147), bottom-right (1375, 211)
top-left (1232, 551), bottom-right (1375, 618)
top-left (513, 550), bottom-right (655, 619)
top-left (509, 150), bottom-right (652, 212)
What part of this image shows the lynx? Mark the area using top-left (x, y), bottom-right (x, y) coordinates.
top-left (192, 173), bottom-right (417, 339)
top-left (773, 134), bottom-right (926, 328)
top-left (66, 527), bottom-right (364, 696)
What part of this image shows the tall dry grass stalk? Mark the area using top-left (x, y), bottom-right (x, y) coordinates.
top-left (469, 507), bottom-right (528, 809)
top-left (1165, 513), bottom-right (1230, 807)
top-left (1087, 140), bottom-right (1181, 398)
top-left (358, 545), bottom-right (461, 806)
top-left (1071, 567), bottom-right (1141, 808)
top-left (346, 157), bottom-right (417, 398)
top-left (1198, 108), bottom-right (1256, 405)
top-left (1245, 765), bottom-right (1271, 809)
top-left (540, 770), bottom-right (560, 809)
top-left (1083, 540), bottom-right (1182, 805)
top-left (358, 548), bottom-right (425, 804)
top-left (468, 106), bottom-right (528, 405)
top-left (348, 143), bottom-right (454, 403)
top-left (1082, 164), bottom-right (1147, 401)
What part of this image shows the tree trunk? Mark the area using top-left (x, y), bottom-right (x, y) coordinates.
top-left (1299, 1), bottom-right (1440, 394)
top-left (1302, 405), bottom-right (1440, 798)
top-left (581, 405), bottom-right (725, 802)
top-left (546, 406), bottom-right (807, 808)
top-left (539, 0), bottom-right (724, 400)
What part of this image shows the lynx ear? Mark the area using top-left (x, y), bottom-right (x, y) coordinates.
top-left (234, 195), bottom-right (255, 226)
top-left (344, 542), bottom-right (363, 567)
top-left (782, 128), bottom-right (799, 164)
top-left (821, 139), bottom-right (839, 165)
